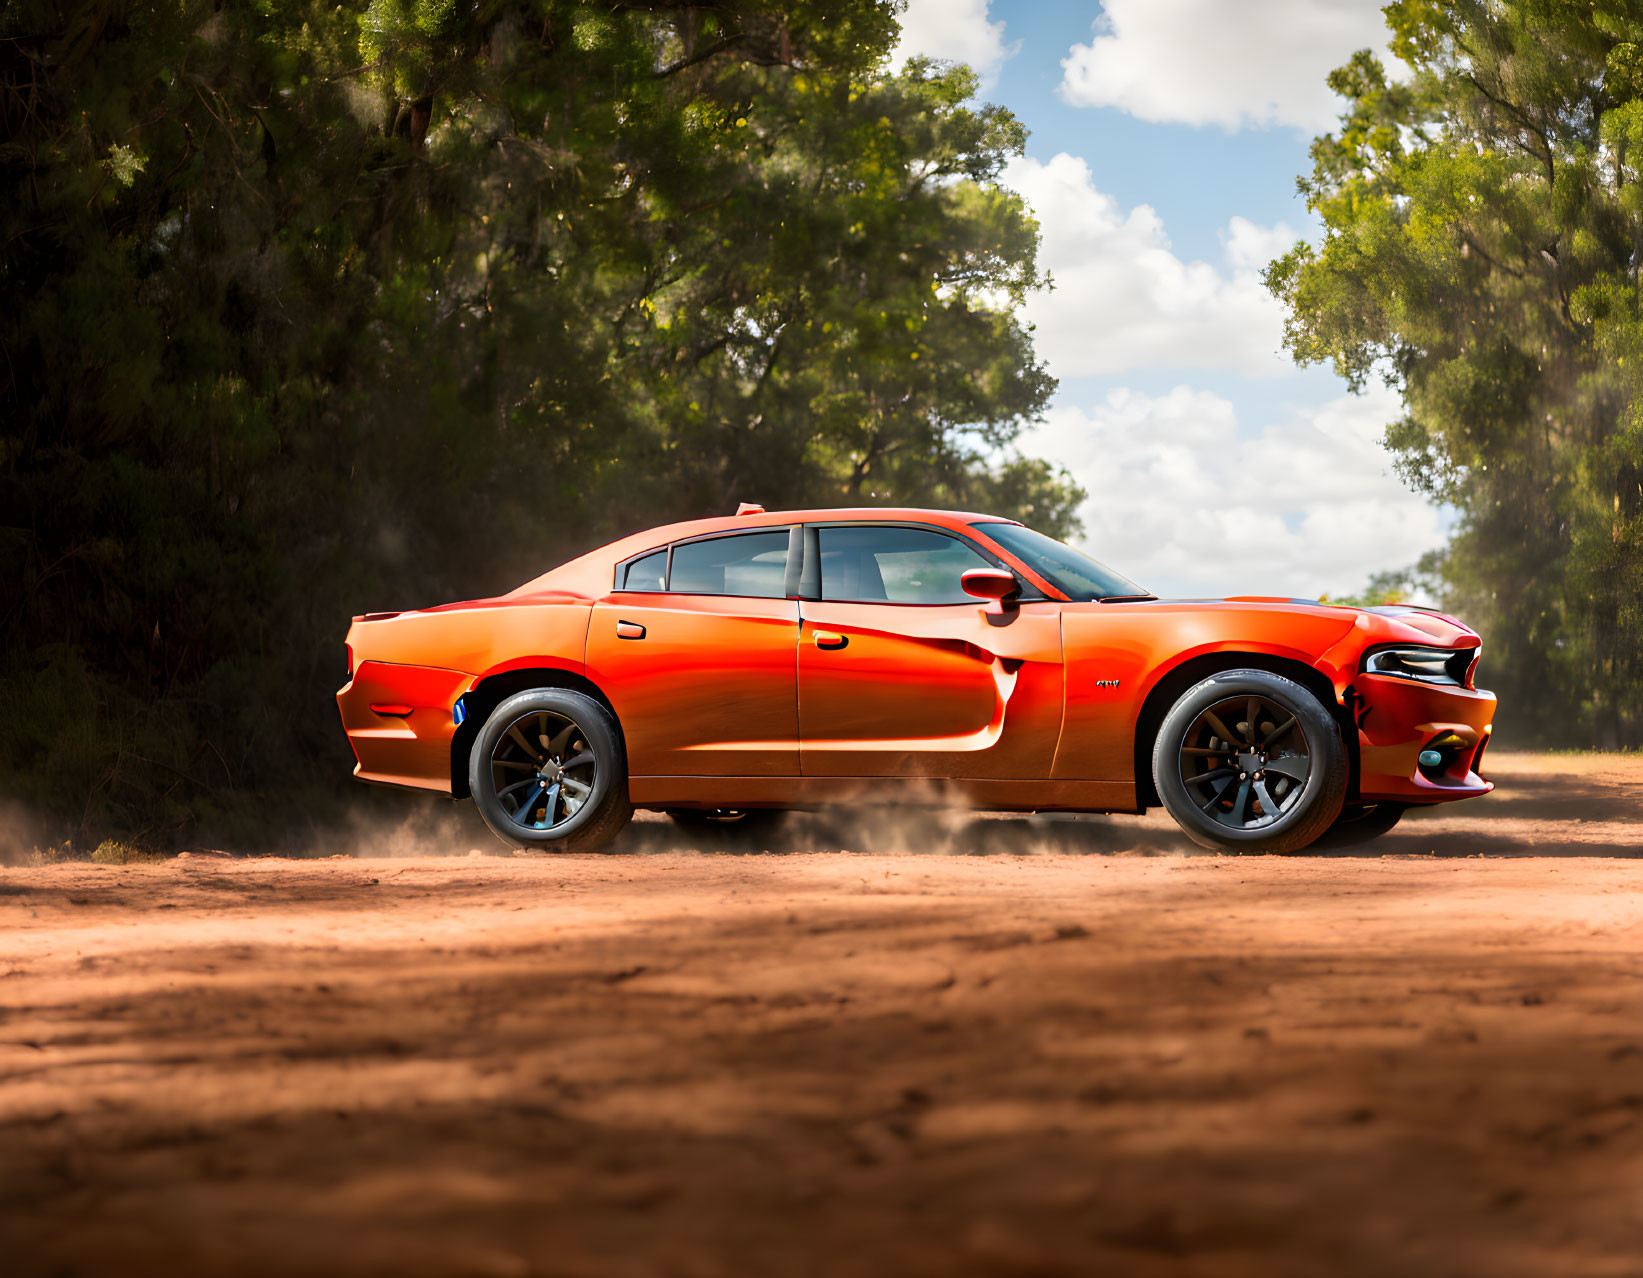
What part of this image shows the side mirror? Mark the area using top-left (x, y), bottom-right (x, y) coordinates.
top-left (961, 568), bottom-right (1021, 614)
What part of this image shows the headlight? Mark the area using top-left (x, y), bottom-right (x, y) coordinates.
top-left (1363, 645), bottom-right (1477, 688)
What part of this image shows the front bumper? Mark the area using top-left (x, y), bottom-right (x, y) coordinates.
top-left (336, 660), bottom-right (471, 793)
top-left (1351, 673), bottom-right (1495, 805)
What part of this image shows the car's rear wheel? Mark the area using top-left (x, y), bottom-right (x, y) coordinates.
top-left (1309, 801), bottom-right (1407, 850)
top-left (469, 689), bottom-right (631, 853)
top-left (1152, 670), bottom-right (1347, 854)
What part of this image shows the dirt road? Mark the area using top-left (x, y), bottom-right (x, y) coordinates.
top-left (2, 752), bottom-right (1641, 1276)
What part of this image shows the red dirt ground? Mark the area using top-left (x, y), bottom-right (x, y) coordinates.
top-left (2, 750), bottom-right (1641, 1277)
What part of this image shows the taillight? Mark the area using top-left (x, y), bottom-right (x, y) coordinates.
top-left (346, 643), bottom-right (354, 678)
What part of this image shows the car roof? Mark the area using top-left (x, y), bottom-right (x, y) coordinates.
top-left (508, 507), bottom-right (1019, 598)
top-left (638, 506), bottom-right (1008, 536)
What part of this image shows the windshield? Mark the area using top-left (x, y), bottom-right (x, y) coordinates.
top-left (974, 522), bottom-right (1150, 602)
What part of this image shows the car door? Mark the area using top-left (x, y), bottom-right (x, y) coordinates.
top-left (586, 527), bottom-right (800, 776)
top-left (796, 523), bottom-right (1063, 779)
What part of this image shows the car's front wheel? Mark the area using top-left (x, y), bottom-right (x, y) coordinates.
top-left (1152, 670), bottom-right (1347, 854)
top-left (469, 689), bottom-right (632, 853)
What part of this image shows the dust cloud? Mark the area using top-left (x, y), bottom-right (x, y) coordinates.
top-left (0, 798), bottom-right (50, 867)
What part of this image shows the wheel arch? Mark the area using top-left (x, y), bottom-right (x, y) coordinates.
top-left (1131, 650), bottom-right (1357, 810)
top-left (450, 666), bottom-right (622, 799)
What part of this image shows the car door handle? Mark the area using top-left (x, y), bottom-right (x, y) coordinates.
top-left (616, 620), bottom-right (646, 640)
top-left (812, 630), bottom-right (847, 650)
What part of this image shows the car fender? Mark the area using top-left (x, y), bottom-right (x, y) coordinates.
top-left (1054, 604), bottom-right (1359, 781)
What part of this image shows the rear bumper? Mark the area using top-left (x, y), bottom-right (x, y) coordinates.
top-left (336, 660), bottom-right (472, 793)
top-left (1351, 674), bottom-right (1496, 805)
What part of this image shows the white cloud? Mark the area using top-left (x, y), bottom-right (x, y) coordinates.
top-left (1223, 216), bottom-right (1301, 273)
top-left (1005, 153), bottom-right (1298, 379)
top-left (1059, 0), bottom-right (1392, 132)
top-left (1023, 383), bottom-right (1447, 599)
top-left (891, 0), bottom-right (1016, 85)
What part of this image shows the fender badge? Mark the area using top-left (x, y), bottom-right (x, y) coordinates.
top-left (1094, 679), bottom-right (1121, 688)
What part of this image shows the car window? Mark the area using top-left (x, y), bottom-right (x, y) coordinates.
top-left (974, 521), bottom-right (1148, 602)
top-left (667, 531), bottom-right (790, 598)
top-left (622, 549), bottom-right (668, 592)
top-left (818, 526), bottom-right (992, 605)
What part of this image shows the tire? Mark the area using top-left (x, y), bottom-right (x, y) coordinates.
top-left (1152, 669), bottom-right (1347, 854)
top-left (1309, 801), bottom-right (1407, 850)
top-left (469, 689), bottom-right (632, 853)
top-left (665, 808), bottom-right (789, 845)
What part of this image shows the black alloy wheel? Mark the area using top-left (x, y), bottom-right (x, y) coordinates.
top-left (1180, 692), bottom-right (1311, 831)
top-left (1153, 670), bottom-right (1347, 854)
top-left (470, 689), bottom-right (631, 852)
top-left (492, 708), bottom-right (596, 831)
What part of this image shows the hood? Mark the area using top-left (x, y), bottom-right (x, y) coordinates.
top-left (1353, 603), bottom-right (1480, 648)
top-left (1133, 596), bottom-right (1480, 650)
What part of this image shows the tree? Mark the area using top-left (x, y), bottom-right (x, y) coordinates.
top-left (1267, 0), bottom-right (1643, 747)
top-left (0, 0), bottom-right (1076, 845)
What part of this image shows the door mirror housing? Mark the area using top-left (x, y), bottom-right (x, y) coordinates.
top-left (960, 568), bottom-right (1021, 614)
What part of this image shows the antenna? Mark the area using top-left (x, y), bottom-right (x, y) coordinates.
top-left (735, 502), bottom-right (766, 516)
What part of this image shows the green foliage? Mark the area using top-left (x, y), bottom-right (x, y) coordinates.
top-left (90, 839), bottom-right (166, 865)
top-left (1, 1), bottom-right (1076, 843)
top-left (1268, 0), bottom-right (1643, 747)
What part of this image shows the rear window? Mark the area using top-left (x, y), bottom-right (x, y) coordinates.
top-left (621, 549), bottom-right (668, 592)
top-left (667, 531), bottom-right (790, 598)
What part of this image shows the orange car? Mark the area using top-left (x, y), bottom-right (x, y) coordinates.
top-left (337, 506), bottom-right (1495, 854)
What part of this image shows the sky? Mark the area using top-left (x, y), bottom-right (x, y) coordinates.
top-left (892, 0), bottom-right (1442, 600)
